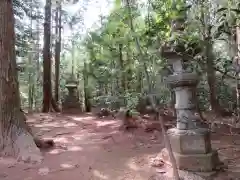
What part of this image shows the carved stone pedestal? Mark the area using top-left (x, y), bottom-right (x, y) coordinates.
top-left (167, 128), bottom-right (219, 172)
top-left (62, 78), bottom-right (82, 113)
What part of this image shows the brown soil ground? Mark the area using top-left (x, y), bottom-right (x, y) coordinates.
top-left (0, 113), bottom-right (240, 180)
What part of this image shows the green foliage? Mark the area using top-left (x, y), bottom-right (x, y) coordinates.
top-left (14, 0), bottom-right (44, 58)
top-left (77, 0), bottom-right (237, 111)
top-left (15, 0), bottom-right (240, 113)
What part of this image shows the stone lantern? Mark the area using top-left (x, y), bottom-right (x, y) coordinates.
top-left (161, 6), bottom-right (220, 173)
top-left (62, 76), bottom-right (82, 113)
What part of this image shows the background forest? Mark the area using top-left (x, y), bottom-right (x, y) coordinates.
top-left (15, 0), bottom-right (240, 116)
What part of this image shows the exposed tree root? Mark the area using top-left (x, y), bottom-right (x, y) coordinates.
top-left (0, 109), bottom-right (56, 164)
top-left (34, 138), bottom-right (55, 149)
top-left (42, 98), bottom-right (61, 113)
top-left (15, 130), bottom-right (43, 163)
top-left (25, 118), bottom-right (55, 150)
top-left (51, 98), bottom-right (61, 112)
top-left (0, 124), bottom-right (43, 164)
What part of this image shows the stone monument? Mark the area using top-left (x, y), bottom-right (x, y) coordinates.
top-left (161, 6), bottom-right (220, 173)
top-left (62, 76), bottom-right (82, 113)
top-left (163, 47), bottom-right (220, 172)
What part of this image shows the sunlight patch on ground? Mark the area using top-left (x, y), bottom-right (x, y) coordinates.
top-left (72, 134), bottom-right (88, 141)
top-left (67, 146), bottom-right (83, 152)
top-left (111, 130), bottom-right (120, 134)
top-left (95, 120), bottom-right (116, 127)
top-left (38, 167), bottom-right (50, 176)
top-left (40, 127), bottom-right (51, 131)
top-left (54, 137), bottom-right (69, 144)
top-left (42, 119), bottom-right (55, 122)
top-left (71, 116), bottom-right (95, 122)
top-left (27, 119), bottom-right (38, 123)
top-left (93, 170), bottom-right (109, 180)
top-left (48, 149), bottom-right (66, 155)
top-left (63, 122), bottom-right (78, 127)
top-left (35, 122), bottom-right (61, 128)
top-left (228, 164), bottom-right (240, 172)
top-left (60, 163), bottom-right (77, 169)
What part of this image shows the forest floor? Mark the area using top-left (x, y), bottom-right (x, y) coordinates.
top-left (0, 113), bottom-right (240, 180)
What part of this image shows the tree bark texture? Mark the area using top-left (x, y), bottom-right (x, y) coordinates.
top-left (0, 0), bottom-right (42, 162)
top-left (83, 61), bottom-right (91, 112)
top-left (54, 3), bottom-right (61, 103)
top-left (42, 0), bottom-right (52, 112)
top-left (205, 38), bottom-right (221, 113)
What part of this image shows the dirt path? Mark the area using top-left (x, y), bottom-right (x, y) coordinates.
top-left (1, 113), bottom-right (240, 180)
top-left (0, 113), bottom-right (163, 180)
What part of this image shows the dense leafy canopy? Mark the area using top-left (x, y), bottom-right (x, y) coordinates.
top-left (14, 0), bottom-right (240, 113)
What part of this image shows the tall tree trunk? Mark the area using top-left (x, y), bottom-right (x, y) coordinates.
top-left (83, 60), bottom-right (91, 112)
top-left (0, 0), bottom-right (42, 162)
top-left (28, 53), bottom-right (34, 111)
top-left (136, 70), bottom-right (142, 93)
top-left (42, 0), bottom-right (60, 112)
top-left (126, 42), bottom-right (132, 90)
top-left (236, 24), bottom-right (240, 118)
top-left (204, 25), bottom-right (222, 114)
top-left (200, 1), bottom-right (221, 114)
top-left (205, 39), bottom-right (220, 113)
top-left (28, 0), bottom-right (34, 111)
top-left (35, 8), bottom-right (41, 110)
top-left (54, 2), bottom-right (61, 103)
top-left (42, 0), bottom-right (52, 112)
top-left (110, 54), bottom-right (116, 96)
top-left (118, 43), bottom-right (125, 93)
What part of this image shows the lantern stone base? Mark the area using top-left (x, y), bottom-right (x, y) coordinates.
top-left (62, 96), bottom-right (82, 113)
top-left (173, 150), bottom-right (219, 172)
top-left (167, 128), bottom-right (220, 172)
